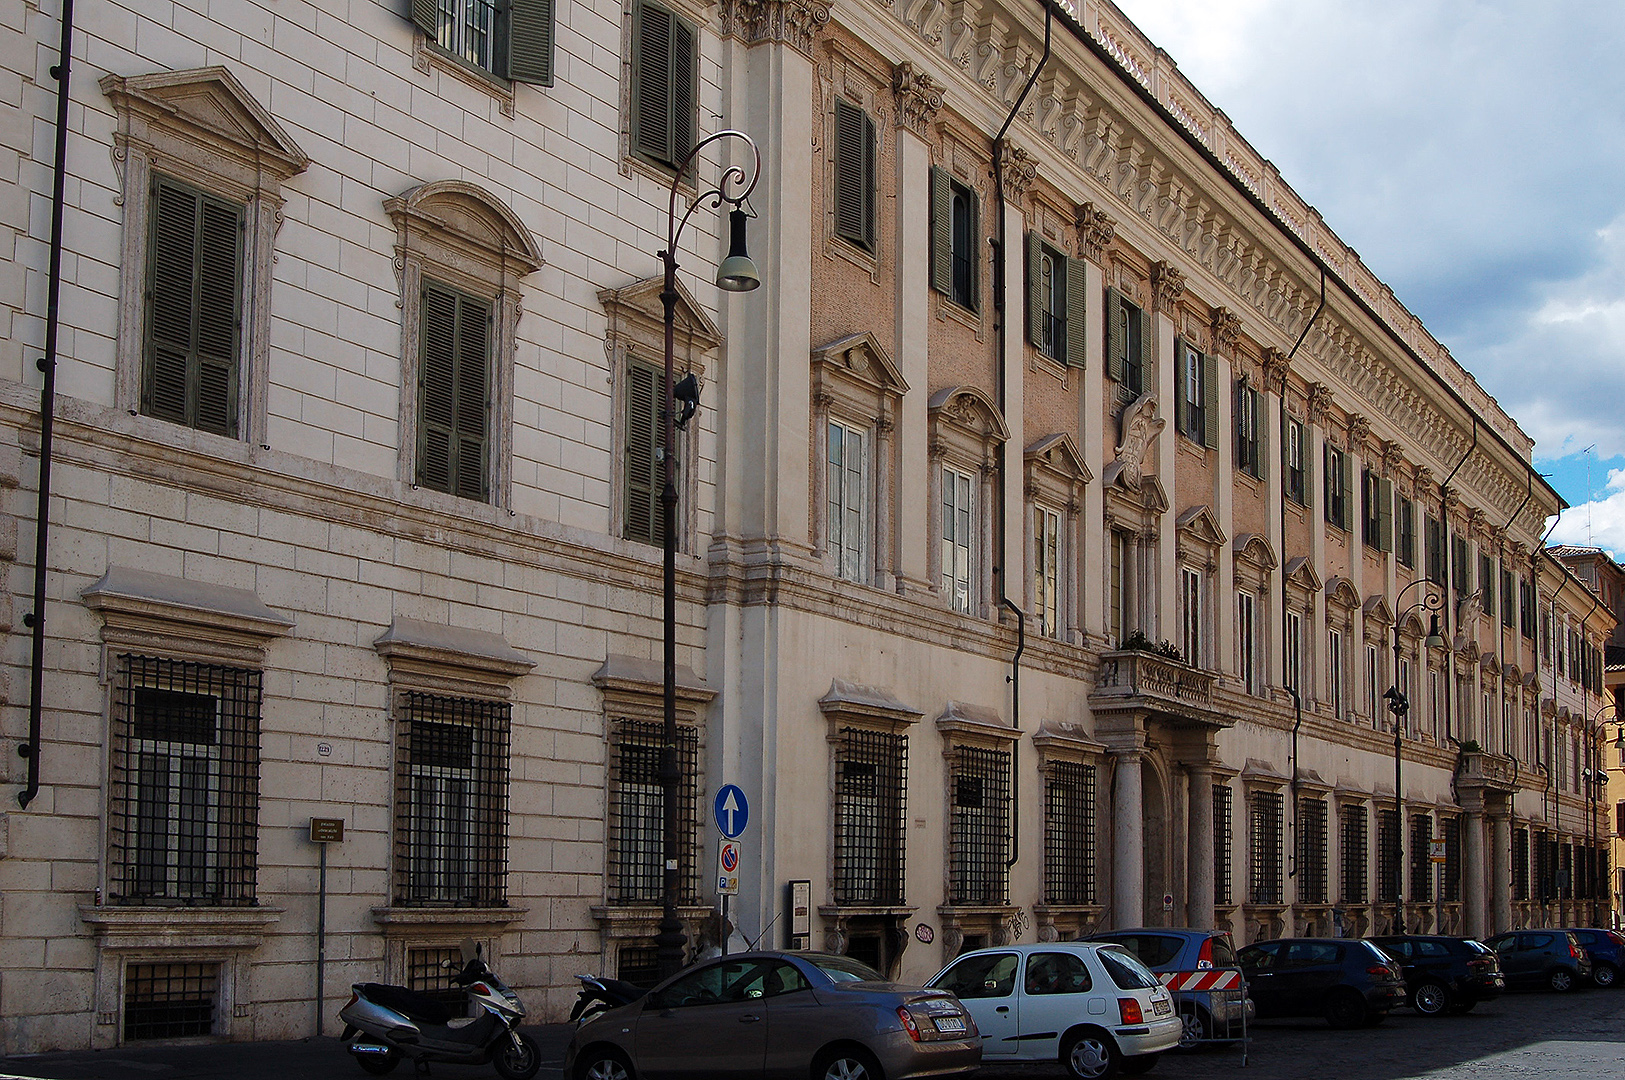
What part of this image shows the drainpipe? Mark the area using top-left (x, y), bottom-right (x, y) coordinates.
top-left (1003, 598), bottom-right (1026, 873)
top-left (18, 0), bottom-right (76, 809)
top-left (1437, 418), bottom-right (1477, 752)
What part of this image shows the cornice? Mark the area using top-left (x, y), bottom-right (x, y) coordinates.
top-left (721, 0), bottom-right (831, 56)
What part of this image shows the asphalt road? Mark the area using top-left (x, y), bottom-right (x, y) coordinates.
top-left (2, 987), bottom-right (1621, 1080)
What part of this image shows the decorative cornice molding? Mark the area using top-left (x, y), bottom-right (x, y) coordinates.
top-left (891, 60), bottom-right (943, 137)
top-left (722, 0), bottom-right (831, 56)
top-left (1076, 202), bottom-right (1116, 262)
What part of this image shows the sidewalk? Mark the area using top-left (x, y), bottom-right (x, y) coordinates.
top-left (0, 1025), bottom-right (575, 1080)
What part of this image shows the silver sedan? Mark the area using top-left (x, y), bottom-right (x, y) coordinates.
top-left (565, 950), bottom-right (983, 1080)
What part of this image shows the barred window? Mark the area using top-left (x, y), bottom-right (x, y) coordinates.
top-left (1377, 809), bottom-right (1400, 903)
top-left (1340, 804), bottom-right (1367, 903)
top-left (1297, 797), bottom-right (1327, 904)
top-left (1535, 831), bottom-right (1553, 901)
top-left (609, 719), bottom-right (700, 904)
top-left (125, 961), bottom-right (219, 1040)
top-left (408, 946), bottom-right (472, 1008)
top-left (834, 728), bottom-right (908, 906)
top-left (1512, 826), bottom-right (1529, 900)
top-left (1442, 816), bottom-right (1462, 901)
top-left (1213, 785), bottom-right (1233, 905)
top-left (108, 656), bottom-right (262, 906)
top-left (1044, 761), bottom-right (1096, 906)
top-left (1409, 813), bottom-right (1433, 903)
top-left (1249, 790), bottom-right (1283, 904)
top-left (949, 745), bottom-right (1011, 905)
top-left (395, 693), bottom-right (511, 906)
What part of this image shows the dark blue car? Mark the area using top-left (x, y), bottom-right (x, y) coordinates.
top-left (1559, 928), bottom-right (1625, 987)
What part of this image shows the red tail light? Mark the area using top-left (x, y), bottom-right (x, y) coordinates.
top-left (1570, 944), bottom-right (1583, 960)
top-left (1118, 998), bottom-right (1144, 1024)
top-left (1366, 966), bottom-right (1392, 978)
top-left (1196, 937), bottom-right (1214, 970)
top-left (897, 1006), bottom-right (921, 1042)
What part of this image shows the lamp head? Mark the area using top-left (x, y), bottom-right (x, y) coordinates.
top-left (1613, 726), bottom-right (1625, 750)
top-left (716, 208), bottom-right (759, 292)
top-left (1424, 613), bottom-right (1445, 650)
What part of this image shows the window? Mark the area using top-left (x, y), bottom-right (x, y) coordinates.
top-left (1213, 785), bottom-right (1233, 905)
top-left (1502, 568), bottom-right (1516, 627)
top-left (931, 168), bottom-right (979, 310)
top-left (1362, 469), bottom-right (1393, 551)
top-left (1026, 234), bottom-right (1087, 365)
top-left (1044, 761), bottom-right (1097, 906)
top-left (609, 719), bottom-right (700, 903)
top-left (1425, 516), bottom-right (1445, 585)
top-left (833, 728), bottom-right (908, 905)
top-left (1298, 797), bottom-right (1328, 904)
top-left (412, 0), bottom-right (556, 83)
top-left (1249, 790), bottom-right (1283, 904)
top-left (942, 466), bottom-right (975, 613)
top-left (108, 656), bottom-right (262, 906)
top-left (630, 0), bottom-right (697, 172)
top-left (417, 280), bottom-right (492, 501)
top-left (1109, 528), bottom-right (1131, 646)
top-left (142, 176), bottom-right (243, 437)
top-left (1479, 553), bottom-right (1494, 615)
top-left (949, 746), bottom-right (1011, 904)
top-left (1181, 568), bottom-right (1203, 667)
top-left (1397, 497), bottom-right (1416, 567)
top-left (1397, 656), bottom-right (1412, 736)
top-left (1377, 809), bottom-right (1400, 903)
top-left (1442, 816), bottom-right (1462, 901)
top-left (125, 962), bottom-right (219, 1041)
top-left (1513, 826), bottom-right (1530, 900)
top-left (1452, 534), bottom-right (1470, 598)
top-left (1541, 610), bottom-right (1551, 662)
top-left (1340, 804), bottom-right (1368, 903)
top-left (1177, 340), bottom-right (1217, 447)
top-left (1035, 506), bottom-right (1063, 638)
top-left (1285, 611), bottom-right (1303, 694)
top-left (1366, 644), bottom-right (1379, 719)
top-left (1235, 378), bottom-right (1265, 479)
top-left (1409, 814), bottom-right (1432, 902)
top-left (833, 99), bottom-right (877, 251)
top-left (1238, 591), bottom-right (1259, 695)
top-left (1106, 289), bottom-right (1147, 396)
top-left (1284, 415), bottom-right (1307, 506)
top-left (1324, 444), bottom-right (1350, 530)
top-left (827, 420), bottom-right (871, 583)
top-left (1327, 628), bottom-right (1345, 718)
top-left (395, 693), bottom-right (511, 906)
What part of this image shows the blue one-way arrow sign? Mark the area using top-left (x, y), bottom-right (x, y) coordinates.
top-left (714, 785), bottom-right (749, 839)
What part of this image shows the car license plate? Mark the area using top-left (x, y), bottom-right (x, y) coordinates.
top-left (1152, 998), bottom-right (1172, 1016)
top-left (933, 1016), bottom-right (966, 1034)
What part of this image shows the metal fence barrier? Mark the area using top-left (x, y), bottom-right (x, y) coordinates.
top-left (1157, 966), bottom-right (1250, 1066)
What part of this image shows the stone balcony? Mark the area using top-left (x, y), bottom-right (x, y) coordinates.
top-left (1089, 649), bottom-right (1230, 730)
top-left (1454, 750), bottom-right (1523, 797)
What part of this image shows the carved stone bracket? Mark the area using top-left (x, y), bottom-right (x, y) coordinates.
top-left (1151, 260), bottom-right (1185, 313)
top-left (721, 0), bottom-right (831, 56)
top-left (1382, 440), bottom-right (1404, 476)
top-left (1347, 413), bottom-right (1370, 452)
top-left (999, 140), bottom-right (1037, 199)
top-left (1306, 382), bottom-right (1332, 426)
top-left (1210, 307), bottom-right (1241, 356)
top-left (1414, 464), bottom-right (1434, 495)
top-left (892, 61), bottom-right (943, 137)
top-left (1077, 202), bottom-right (1116, 262)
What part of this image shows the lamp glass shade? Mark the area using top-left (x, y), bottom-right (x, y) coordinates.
top-left (716, 208), bottom-right (759, 292)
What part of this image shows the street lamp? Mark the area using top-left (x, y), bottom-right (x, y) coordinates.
top-left (1586, 703), bottom-right (1616, 928)
top-left (1386, 577), bottom-right (1446, 932)
top-left (654, 130), bottom-right (762, 980)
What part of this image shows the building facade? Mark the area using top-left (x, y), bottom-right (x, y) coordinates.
top-left (0, 0), bottom-right (1606, 1054)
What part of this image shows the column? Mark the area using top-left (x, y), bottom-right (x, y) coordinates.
top-left (890, 70), bottom-right (934, 595)
top-left (1491, 810), bottom-right (1512, 934)
top-left (1114, 749), bottom-right (1145, 926)
top-left (1465, 810), bottom-right (1486, 938)
top-left (1187, 762), bottom-right (1215, 929)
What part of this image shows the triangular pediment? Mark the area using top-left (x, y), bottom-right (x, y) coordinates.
top-left (929, 385), bottom-right (1010, 442)
top-left (1175, 505), bottom-right (1227, 548)
top-left (1025, 433), bottom-right (1092, 485)
top-left (1284, 556), bottom-right (1323, 593)
top-left (812, 331), bottom-right (908, 395)
top-left (1233, 533), bottom-right (1278, 571)
top-left (598, 276), bottom-right (722, 354)
top-left (100, 67), bottom-right (308, 178)
top-left (1362, 595), bottom-right (1394, 626)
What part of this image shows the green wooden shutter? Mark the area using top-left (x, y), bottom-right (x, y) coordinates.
top-left (507, 0), bottom-right (556, 85)
top-left (454, 296), bottom-right (491, 501)
top-left (671, 15), bottom-right (695, 166)
top-left (633, 0), bottom-right (674, 165)
top-left (411, 0), bottom-right (437, 37)
top-left (1025, 231), bottom-right (1043, 347)
top-left (1174, 338), bottom-right (1190, 435)
top-left (1202, 352), bottom-right (1219, 449)
top-left (1105, 287), bottom-right (1125, 382)
top-left (1341, 449), bottom-right (1353, 530)
top-left (418, 284), bottom-right (459, 493)
top-left (1065, 255), bottom-right (1087, 368)
top-left (195, 198), bottom-right (242, 437)
top-left (624, 362), bottom-right (662, 544)
top-left (834, 100), bottom-right (871, 248)
top-left (930, 165), bottom-right (951, 295)
top-left (1302, 424), bottom-right (1311, 509)
top-left (145, 180), bottom-right (199, 426)
top-left (1377, 477), bottom-right (1394, 551)
top-left (861, 110), bottom-right (876, 247)
top-left (1253, 387), bottom-right (1267, 479)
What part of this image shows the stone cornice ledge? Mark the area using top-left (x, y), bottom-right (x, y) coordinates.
top-left (82, 566), bottom-right (293, 665)
top-left (79, 905), bottom-right (284, 950)
top-left (934, 701), bottom-right (1016, 745)
top-left (374, 617), bottom-right (534, 699)
top-left (371, 906), bottom-right (529, 937)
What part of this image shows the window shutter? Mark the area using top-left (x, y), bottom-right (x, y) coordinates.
top-left (453, 296), bottom-right (491, 501)
top-left (1202, 352), bottom-right (1219, 449)
top-left (145, 180), bottom-right (199, 426)
top-left (671, 15), bottom-right (695, 166)
top-left (834, 101), bottom-right (873, 249)
top-left (1174, 338), bottom-right (1190, 433)
top-left (507, 0), bottom-right (556, 85)
top-left (1065, 255), bottom-right (1087, 368)
top-left (624, 362), bottom-right (663, 544)
top-left (195, 198), bottom-right (242, 437)
top-left (1133, 302), bottom-right (1149, 381)
top-left (930, 165), bottom-right (951, 295)
top-left (1253, 388), bottom-right (1266, 479)
top-left (1340, 449), bottom-right (1353, 530)
top-left (633, 1), bottom-right (674, 165)
top-left (1377, 477), bottom-right (1394, 552)
top-left (411, 0), bottom-right (437, 37)
top-left (418, 284), bottom-right (459, 493)
top-left (1025, 231), bottom-right (1043, 347)
top-left (1105, 287), bottom-right (1125, 382)
top-left (1302, 426), bottom-right (1311, 508)
top-left (1323, 443), bottom-right (1333, 521)
top-left (1280, 406), bottom-right (1290, 490)
top-left (861, 110), bottom-right (876, 247)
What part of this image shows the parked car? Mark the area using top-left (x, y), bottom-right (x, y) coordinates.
top-left (928, 942), bottom-right (1180, 1079)
top-left (1556, 928), bottom-right (1625, 987)
top-left (565, 951), bottom-right (981, 1080)
top-left (1484, 930), bottom-right (1594, 992)
top-left (1235, 938), bottom-right (1406, 1028)
top-left (1365, 935), bottom-right (1504, 1015)
top-left (1086, 928), bottom-right (1254, 1048)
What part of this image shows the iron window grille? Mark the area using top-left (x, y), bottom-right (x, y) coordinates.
top-left (1512, 826), bottom-right (1530, 900)
top-left (1297, 798), bottom-right (1328, 904)
top-left (1534, 832), bottom-right (1552, 901)
top-left (949, 745), bottom-right (1011, 905)
top-left (124, 961), bottom-right (219, 1041)
top-left (1409, 814), bottom-right (1433, 902)
top-left (1043, 761), bottom-right (1097, 906)
top-left (616, 945), bottom-right (663, 988)
top-left (609, 718), bottom-right (700, 904)
top-left (1213, 785), bottom-right (1233, 905)
top-left (1249, 790), bottom-right (1283, 904)
top-left (1340, 804), bottom-right (1368, 903)
top-left (833, 727), bottom-right (908, 906)
top-left (108, 655), bottom-right (262, 907)
top-left (1377, 809), bottom-right (1400, 903)
top-left (408, 945), bottom-right (472, 1008)
top-left (394, 692), bottom-right (511, 907)
top-left (1442, 816), bottom-right (1463, 901)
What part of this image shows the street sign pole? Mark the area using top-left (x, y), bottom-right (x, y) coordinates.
top-left (308, 818), bottom-right (344, 1037)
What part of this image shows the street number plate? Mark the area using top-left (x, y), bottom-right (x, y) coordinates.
top-left (934, 1017), bottom-right (967, 1033)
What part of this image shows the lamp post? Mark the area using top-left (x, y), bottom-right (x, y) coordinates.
top-left (1386, 577), bottom-right (1446, 933)
top-left (653, 131), bottom-right (762, 979)
top-left (1586, 703), bottom-right (1616, 928)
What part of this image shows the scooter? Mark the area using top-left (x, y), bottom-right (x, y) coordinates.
top-left (339, 939), bottom-right (540, 1078)
top-left (568, 973), bottom-right (648, 1025)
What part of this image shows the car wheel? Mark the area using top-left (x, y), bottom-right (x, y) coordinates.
top-left (1324, 990), bottom-right (1368, 1029)
top-left (353, 1047), bottom-right (402, 1076)
top-left (493, 1033), bottom-right (542, 1080)
top-left (813, 1047), bottom-right (883, 1080)
top-left (1411, 981), bottom-right (1450, 1017)
top-left (578, 1047), bottom-right (635, 1080)
top-left (1549, 969), bottom-right (1576, 993)
top-left (1121, 1052), bottom-right (1159, 1075)
top-left (1176, 1006), bottom-right (1210, 1050)
top-left (1593, 963), bottom-right (1618, 988)
top-left (1062, 1030), bottom-right (1120, 1080)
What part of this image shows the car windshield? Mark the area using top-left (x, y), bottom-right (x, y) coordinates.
top-left (809, 955), bottom-right (885, 983)
top-left (1098, 947), bottom-right (1160, 990)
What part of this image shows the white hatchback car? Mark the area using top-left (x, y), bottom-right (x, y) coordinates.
top-left (928, 942), bottom-right (1180, 1079)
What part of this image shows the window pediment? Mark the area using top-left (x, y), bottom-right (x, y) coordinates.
top-left (929, 386), bottom-right (1009, 445)
top-left (1362, 595), bottom-right (1394, 627)
top-left (592, 652), bottom-right (716, 724)
top-left (599, 275), bottom-right (722, 362)
top-left (934, 700), bottom-right (1016, 746)
top-left (1174, 505), bottom-right (1226, 563)
top-left (1233, 533), bottom-right (1277, 572)
top-left (1284, 556), bottom-right (1323, 594)
top-left (1025, 433), bottom-right (1092, 498)
top-left (386, 180), bottom-right (544, 285)
top-left (819, 679), bottom-right (921, 733)
top-left (373, 617), bottom-right (534, 699)
top-left (1325, 576), bottom-right (1361, 611)
top-left (813, 332), bottom-right (909, 400)
top-left (82, 566), bottom-right (293, 666)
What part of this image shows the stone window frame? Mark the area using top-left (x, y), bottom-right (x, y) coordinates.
top-left (1174, 506), bottom-right (1226, 670)
top-left (1031, 725), bottom-right (1107, 940)
top-left (102, 67), bottom-right (309, 450)
top-left (928, 387), bottom-right (1009, 619)
top-left (1325, 577), bottom-right (1360, 722)
top-left (1233, 534), bottom-right (1277, 697)
top-left (1104, 472), bottom-right (1169, 646)
top-left (385, 181), bottom-right (543, 510)
top-left (1239, 759), bottom-right (1288, 942)
top-left (1023, 434), bottom-right (1091, 644)
top-left (1283, 557), bottom-right (1322, 708)
top-left (934, 702), bottom-right (1019, 963)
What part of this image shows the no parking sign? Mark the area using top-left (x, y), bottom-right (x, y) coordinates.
top-left (718, 840), bottom-right (741, 895)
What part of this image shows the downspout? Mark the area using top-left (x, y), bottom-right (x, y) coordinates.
top-left (1438, 418), bottom-right (1477, 750)
top-left (1500, 470), bottom-right (1534, 786)
top-left (19, 0), bottom-right (76, 809)
top-left (989, 0), bottom-right (1050, 883)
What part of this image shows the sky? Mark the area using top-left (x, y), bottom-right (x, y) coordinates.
top-left (1110, 0), bottom-right (1625, 557)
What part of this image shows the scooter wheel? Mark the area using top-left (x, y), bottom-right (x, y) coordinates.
top-left (493, 1032), bottom-right (542, 1080)
top-left (353, 1046), bottom-right (402, 1075)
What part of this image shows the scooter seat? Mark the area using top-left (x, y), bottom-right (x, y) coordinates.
top-left (356, 983), bottom-right (460, 1026)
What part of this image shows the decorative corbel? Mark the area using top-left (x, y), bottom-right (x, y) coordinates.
top-left (1076, 202), bottom-right (1116, 262)
top-left (891, 60), bottom-right (943, 138)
